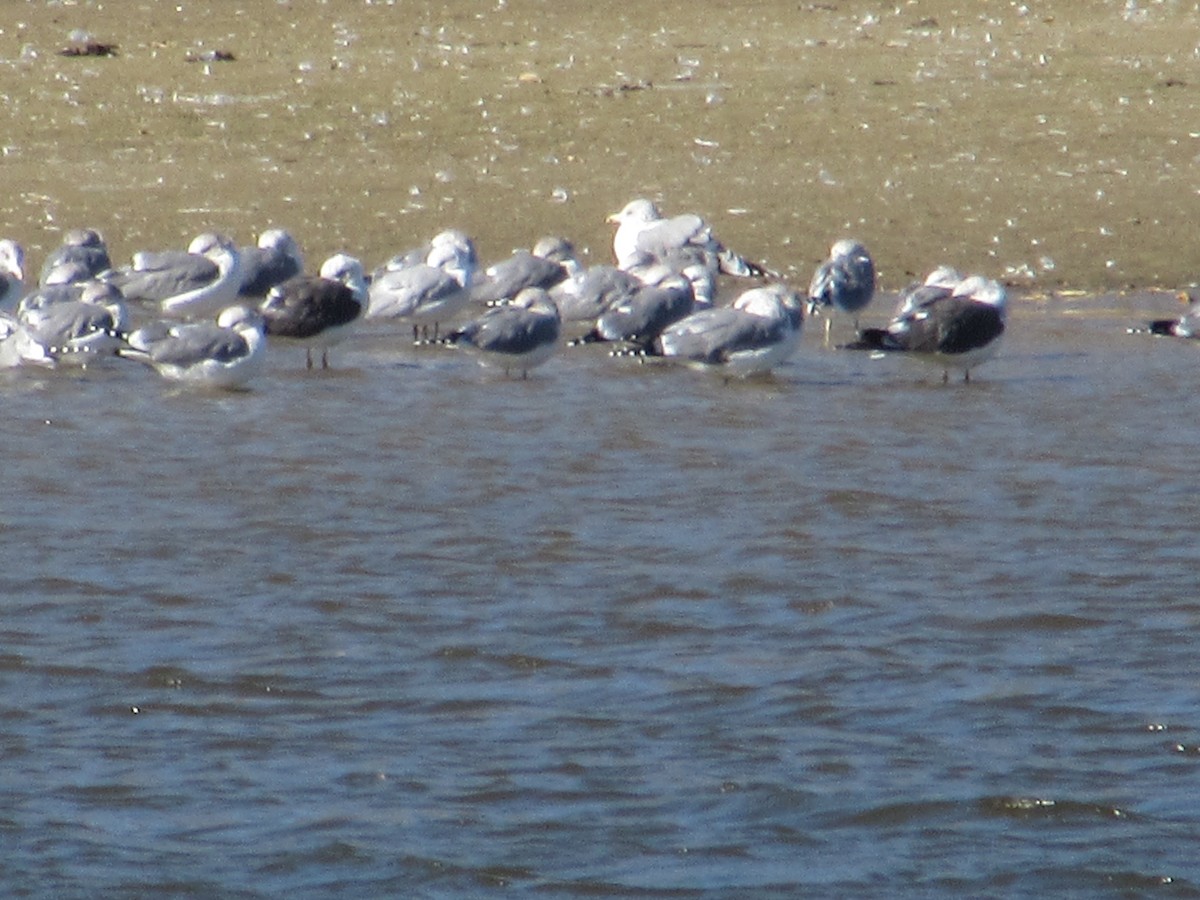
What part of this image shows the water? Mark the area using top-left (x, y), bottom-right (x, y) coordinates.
top-left (5, 1), bottom-right (1200, 892)
top-left (2, 292), bottom-right (1200, 897)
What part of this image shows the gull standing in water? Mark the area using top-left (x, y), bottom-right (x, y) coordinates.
top-left (260, 253), bottom-right (366, 370)
top-left (445, 287), bottom-right (560, 377)
top-left (118, 305), bottom-right (267, 389)
top-left (104, 232), bottom-right (243, 318)
top-left (607, 198), bottom-right (772, 278)
top-left (366, 229), bottom-right (478, 340)
top-left (654, 282), bottom-right (804, 378)
top-left (808, 239), bottom-right (875, 341)
top-left (842, 274), bottom-right (1007, 382)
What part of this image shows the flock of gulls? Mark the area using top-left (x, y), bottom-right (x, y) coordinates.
top-left (0, 198), bottom-right (1020, 390)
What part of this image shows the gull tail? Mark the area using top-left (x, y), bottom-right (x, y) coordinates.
top-left (1126, 320), bottom-right (1182, 336)
top-left (566, 330), bottom-right (602, 348)
top-left (1149, 319), bottom-right (1177, 336)
top-left (717, 248), bottom-right (777, 280)
top-left (115, 346), bottom-right (157, 369)
top-left (838, 328), bottom-right (890, 351)
top-left (609, 343), bottom-right (661, 359)
top-left (420, 332), bottom-right (461, 347)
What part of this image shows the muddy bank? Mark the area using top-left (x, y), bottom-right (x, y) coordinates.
top-left (1, 0), bottom-right (1197, 290)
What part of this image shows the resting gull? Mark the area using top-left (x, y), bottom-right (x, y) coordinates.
top-left (39, 228), bottom-right (112, 286)
top-left (18, 279), bottom-right (131, 334)
top-left (104, 232), bottom-right (243, 318)
top-left (469, 236), bottom-right (580, 307)
top-left (808, 239), bottom-right (876, 338)
top-left (260, 253), bottom-right (366, 369)
top-left (238, 228), bottom-right (305, 298)
top-left (0, 283), bottom-right (127, 368)
top-left (366, 229), bottom-right (478, 340)
top-left (842, 274), bottom-right (1007, 382)
top-left (607, 198), bottom-right (771, 279)
top-left (572, 266), bottom-right (696, 350)
top-left (625, 245), bottom-right (719, 308)
top-left (118, 305), bottom-right (267, 389)
top-left (372, 229), bottom-right (477, 283)
top-left (654, 282), bottom-right (804, 377)
top-left (0, 239), bottom-right (26, 311)
top-left (445, 286), bottom-right (560, 377)
top-left (550, 263), bottom-right (642, 323)
top-left (1127, 291), bottom-right (1200, 340)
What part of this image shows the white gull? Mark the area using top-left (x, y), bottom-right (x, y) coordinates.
top-left (118, 306), bottom-right (267, 389)
top-left (654, 282), bottom-right (804, 377)
top-left (607, 198), bottom-right (771, 279)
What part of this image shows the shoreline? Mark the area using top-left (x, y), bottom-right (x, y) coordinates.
top-left (1, 1), bottom-right (1198, 292)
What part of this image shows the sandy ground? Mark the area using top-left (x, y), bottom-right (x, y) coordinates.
top-left (1, 0), bottom-right (1198, 291)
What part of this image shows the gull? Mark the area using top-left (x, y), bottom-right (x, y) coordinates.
top-left (807, 238), bottom-right (875, 339)
top-left (366, 229), bottom-right (478, 340)
top-left (625, 246), bottom-right (718, 308)
top-left (372, 228), bottom-right (477, 286)
top-left (0, 239), bottom-right (25, 311)
top-left (38, 228), bottom-right (112, 286)
top-left (0, 282), bottom-right (127, 368)
top-left (893, 265), bottom-right (963, 318)
top-left (607, 198), bottom-right (771, 278)
top-left (104, 232), bottom-right (243, 318)
top-left (549, 263), bottom-right (642, 323)
top-left (842, 274), bottom-right (1007, 382)
top-left (469, 236), bottom-right (580, 307)
top-left (260, 253), bottom-right (366, 369)
top-left (18, 279), bottom-right (131, 334)
top-left (237, 228), bottom-right (305, 298)
top-left (1130, 291), bottom-right (1200, 339)
top-left (571, 265), bottom-right (696, 350)
top-left (118, 306), bottom-right (267, 389)
top-left (654, 282), bottom-right (804, 377)
top-left (444, 287), bottom-right (560, 377)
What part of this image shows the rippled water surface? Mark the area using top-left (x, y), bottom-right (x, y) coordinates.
top-left (3, 291), bottom-right (1200, 897)
top-left (5, 0), bottom-right (1200, 896)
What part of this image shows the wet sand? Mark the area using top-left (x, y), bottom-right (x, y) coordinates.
top-left (1, 1), bottom-right (1198, 290)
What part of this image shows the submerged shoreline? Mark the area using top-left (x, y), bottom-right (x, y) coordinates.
top-left (1, 1), bottom-right (1198, 291)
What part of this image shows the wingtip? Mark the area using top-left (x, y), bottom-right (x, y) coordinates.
top-left (838, 329), bottom-right (890, 351)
